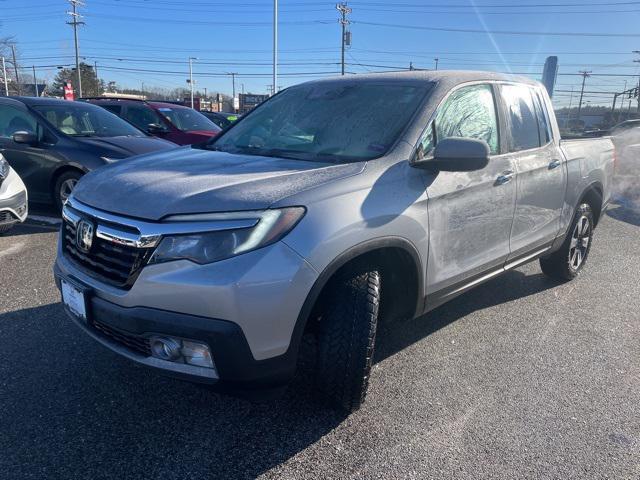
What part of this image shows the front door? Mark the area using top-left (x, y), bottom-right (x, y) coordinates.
top-left (419, 83), bottom-right (517, 302)
top-left (0, 103), bottom-right (54, 202)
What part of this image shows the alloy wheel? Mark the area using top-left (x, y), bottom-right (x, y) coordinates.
top-left (569, 215), bottom-right (590, 270)
top-left (59, 178), bottom-right (78, 204)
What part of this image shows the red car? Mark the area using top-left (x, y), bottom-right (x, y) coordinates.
top-left (83, 98), bottom-right (221, 145)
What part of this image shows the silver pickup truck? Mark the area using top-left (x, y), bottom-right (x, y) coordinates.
top-left (54, 71), bottom-right (614, 412)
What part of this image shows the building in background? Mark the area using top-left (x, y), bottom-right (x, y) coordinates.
top-left (239, 93), bottom-right (269, 114)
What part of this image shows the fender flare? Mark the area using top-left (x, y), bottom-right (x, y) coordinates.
top-left (285, 236), bottom-right (424, 359)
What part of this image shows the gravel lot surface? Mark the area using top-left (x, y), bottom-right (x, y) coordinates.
top-left (1, 204), bottom-right (638, 479)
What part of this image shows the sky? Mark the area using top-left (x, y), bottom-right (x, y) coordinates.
top-left (2, 0), bottom-right (640, 108)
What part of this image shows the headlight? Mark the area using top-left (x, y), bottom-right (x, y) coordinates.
top-left (148, 207), bottom-right (305, 265)
top-left (0, 153), bottom-right (10, 179)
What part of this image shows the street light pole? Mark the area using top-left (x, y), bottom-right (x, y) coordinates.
top-left (273, 0), bottom-right (278, 96)
top-left (230, 72), bottom-right (237, 112)
top-left (434, 57), bottom-right (439, 70)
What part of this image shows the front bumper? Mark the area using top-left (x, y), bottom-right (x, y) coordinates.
top-left (0, 168), bottom-right (28, 224)
top-left (54, 265), bottom-right (305, 390)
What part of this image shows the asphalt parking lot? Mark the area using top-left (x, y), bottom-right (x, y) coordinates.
top-left (1, 204), bottom-right (639, 480)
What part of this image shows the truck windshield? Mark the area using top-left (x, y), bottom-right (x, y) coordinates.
top-left (210, 82), bottom-right (431, 163)
top-left (33, 104), bottom-right (144, 138)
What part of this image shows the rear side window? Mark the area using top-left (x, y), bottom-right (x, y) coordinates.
top-left (502, 84), bottom-right (540, 152)
top-left (124, 105), bottom-right (162, 131)
top-left (417, 83), bottom-right (499, 158)
top-left (532, 89), bottom-right (552, 144)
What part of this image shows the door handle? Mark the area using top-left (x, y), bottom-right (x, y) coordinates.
top-left (548, 159), bottom-right (562, 170)
top-left (495, 170), bottom-right (514, 186)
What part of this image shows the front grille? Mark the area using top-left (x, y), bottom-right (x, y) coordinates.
top-left (62, 216), bottom-right (155, 289)
top-left (92, 318), bottom-right (151, 357)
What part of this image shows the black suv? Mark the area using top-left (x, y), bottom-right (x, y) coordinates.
top-left (0, 97), bottom-right (176, 209)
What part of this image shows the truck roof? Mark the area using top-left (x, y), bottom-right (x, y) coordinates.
top-left (301, 70), bottom-right (540, 88)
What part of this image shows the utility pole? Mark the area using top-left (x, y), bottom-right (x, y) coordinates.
top-left (67, 0), bottom-right (85, 98)
top-left (633, 51), bottom-right (640, 113)
top-left (576, 70), bottom-right (591, 129)
top-left (336, 2), bottom-right (351, 76)
top-left (2, 57), bottom-right (8, 96)
top-left (94, 60), bottom-right (98, 80)
top-left (11, 44), bottom-right (20, 95)
top-left (188, 56), bottom-right (196, 109)
top-left (273, 0), bottom-right (278, 97)
top-left (32, 66), bottom-right (38, 97)
top-left (566, 86), bottom-right (574, 129)
top-left (434, 57), bottom-right (439, 70)
top-left (409, 61), bottom-right (414, 71)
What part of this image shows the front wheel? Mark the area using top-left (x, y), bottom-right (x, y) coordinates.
top-left (316, 269), bottom-right (381, 413)
top-left (540, 203), bottom-right (594, 280)
top-left (53, 170), bottom-right (83, 211)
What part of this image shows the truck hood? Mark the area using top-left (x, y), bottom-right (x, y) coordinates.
top-left (72, 147), bottom-right (365, 220)
top-left (74, 135), bottom-right (177, 157)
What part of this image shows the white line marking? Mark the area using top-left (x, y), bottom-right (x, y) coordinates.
top-left (0, 242), bottom-right (25, 258)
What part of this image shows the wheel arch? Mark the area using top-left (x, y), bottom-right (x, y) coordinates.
top-left (286, 237), bottom-right (424, 359)
top-left (578, 181), bottom-right (604, 226)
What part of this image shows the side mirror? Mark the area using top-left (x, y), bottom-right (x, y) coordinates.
top-left (413, 137), bottom-right (490, 172)
top-left (147, 123), bottom-right (168, 134)
top-left (12, 131), bottom-right (38, 145)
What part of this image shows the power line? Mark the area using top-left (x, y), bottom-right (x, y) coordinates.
top-left (354, 21), bottom-right (640, 37)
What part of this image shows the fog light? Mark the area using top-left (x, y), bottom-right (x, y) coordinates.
top-left (181, 340), bottom-right (214, 368)
top-left (150, 336), bottom-right (181, 361)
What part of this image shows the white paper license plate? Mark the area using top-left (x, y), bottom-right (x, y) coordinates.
top-left (61, 279), bottom-right (87, 321)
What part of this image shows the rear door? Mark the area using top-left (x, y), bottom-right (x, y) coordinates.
top-left (422, 83), bottom-right (518, 300)
top-left (500, 84), bottom-right (566, 260)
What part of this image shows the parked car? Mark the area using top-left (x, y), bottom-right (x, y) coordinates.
top-left (55, 71), bottom-right (614, 412)
top-left (200, 111), bottom-right (239, 129)
top-left (84, 98), bottom-right (221, 145)
top-left (608, 119), bottom-right (640, 136)
top-left (0, 152), bottom-right (28, 233)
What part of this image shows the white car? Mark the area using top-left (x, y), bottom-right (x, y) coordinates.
top-left (0, 153), bottom-right (28, 234)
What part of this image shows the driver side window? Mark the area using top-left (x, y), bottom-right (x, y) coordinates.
top-left (416, 84), bottom-right (499, 160)
top-left (0, 105), bottom-right (37, 139)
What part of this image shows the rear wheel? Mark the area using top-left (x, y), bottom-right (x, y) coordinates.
top-left (540, 203), bottom-right (594, 280)
top-left (316, 269), bottom-right (381, 413)
top-left (53, 170), bottom-right (83, 211)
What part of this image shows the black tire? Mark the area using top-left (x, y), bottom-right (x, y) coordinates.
top-left (0, 223), bottom-right (14, 235)
top-left (540, 203), bottom-right (594, 280)
top-left (316, 269), bottom-right (381, 413)
top-left (53, 170), bottom-right (83, 211)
